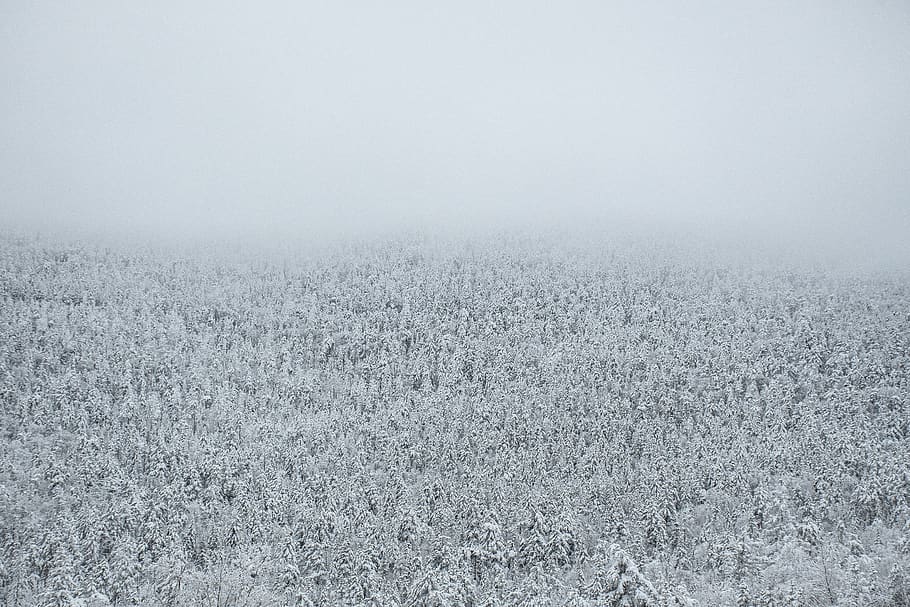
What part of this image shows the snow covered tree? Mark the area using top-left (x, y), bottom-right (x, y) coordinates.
top-left (583, 544), bottom-right (659, 607)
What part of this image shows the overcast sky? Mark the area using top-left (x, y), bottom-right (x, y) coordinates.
top-left (1, 1), bottom-right (909, 246)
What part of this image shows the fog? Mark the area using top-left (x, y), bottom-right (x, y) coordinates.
top-left (2, 1), bottom-right (909, 254)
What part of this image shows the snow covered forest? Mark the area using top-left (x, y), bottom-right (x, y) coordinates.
top-left (1, 232), bottom-right (909, 606)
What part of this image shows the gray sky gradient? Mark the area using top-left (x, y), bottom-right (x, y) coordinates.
top-left (2, 1), bottom-right (909, 247)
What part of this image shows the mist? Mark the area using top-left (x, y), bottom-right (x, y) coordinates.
top-left (2, 1), bottom-right (909, 253)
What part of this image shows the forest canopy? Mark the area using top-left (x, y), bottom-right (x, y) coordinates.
top-left (0, 233), bottom-right (908, 606)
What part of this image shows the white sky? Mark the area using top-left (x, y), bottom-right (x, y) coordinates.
top-left (2, 1), bottom-right (909, 247)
